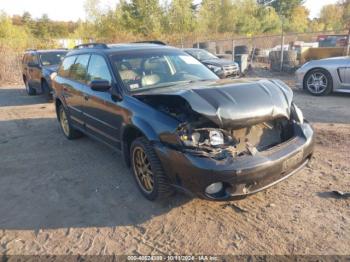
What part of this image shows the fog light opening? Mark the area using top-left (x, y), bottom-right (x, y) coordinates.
top-left (205, 182), bottom-right (224, 195)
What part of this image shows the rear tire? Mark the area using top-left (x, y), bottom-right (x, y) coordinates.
top-left (57, 104), bottom-right (83, 139)
top-left (24, 78), bottom-right (36, 96)
top-left (304, 69), bottom-right (332, 96)
top-left (130, 137), bottom-right (174, 201)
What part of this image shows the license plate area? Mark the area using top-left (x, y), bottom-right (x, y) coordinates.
top-left (283, 150), bottom-right (304, 172)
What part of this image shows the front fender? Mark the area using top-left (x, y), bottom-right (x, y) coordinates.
top-left (123, 116), bottom-right (159, 142)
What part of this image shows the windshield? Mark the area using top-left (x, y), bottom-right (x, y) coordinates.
top-left (111, 50), bottom-right (219, 92)
top-left (40, 52), bottom-right (67, 66)
top-left (185, 49), bottom-right (218, 61)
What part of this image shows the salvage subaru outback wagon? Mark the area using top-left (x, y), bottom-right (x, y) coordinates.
top-left (52, 42), bottom-right (314, 201)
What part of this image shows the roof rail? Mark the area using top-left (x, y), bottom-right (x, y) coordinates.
top-left (73, 43), bottom-right (108, 49)
top-left (133, 40), bottom-right (167, 46)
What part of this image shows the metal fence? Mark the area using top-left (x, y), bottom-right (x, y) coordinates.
top-left (170, 30), bottom-right (349, 72)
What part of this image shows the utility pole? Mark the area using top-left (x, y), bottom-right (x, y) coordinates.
top-left (347, 28), bottom-right (350, 56)
top-left (280, 17), bottom-right (285, 72)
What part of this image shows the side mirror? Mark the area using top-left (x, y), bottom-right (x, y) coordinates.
top-left (90, 80), bottom-right (111, 92)
top-left (28, 61), bottom-right (40, 68)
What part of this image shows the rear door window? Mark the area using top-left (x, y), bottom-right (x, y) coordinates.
top-left (87, 55), bottom-right (112, 83)
top-left (70, 54), bottom-right (90, 83)
top-left (58, 55), bottom-right (77, 78)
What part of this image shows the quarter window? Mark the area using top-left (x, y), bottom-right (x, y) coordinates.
top-left (58, 56), bottom-right (77, 78)
top-left (70, 54), bottom-right (90, 83)
top-left (87, 55), bottom-right (112, 83)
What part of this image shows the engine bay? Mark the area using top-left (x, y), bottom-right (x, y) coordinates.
top-left (137, 94), bottom-right (295, 160)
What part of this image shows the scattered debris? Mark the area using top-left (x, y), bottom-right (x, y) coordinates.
top-left (222, 203), bottom-right (248, 213)
top-left (267, 203), bottom-right (276, 208)
top-left (332, 191), bottom-right (350, 198)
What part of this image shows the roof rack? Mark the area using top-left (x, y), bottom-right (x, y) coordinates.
top-left (73, 43), bottom-right (108, 49)
top-left (133, 40), bottom-right (167, 46)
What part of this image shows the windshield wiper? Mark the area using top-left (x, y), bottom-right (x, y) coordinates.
top-left (188, 79), bottom-right (215, 84)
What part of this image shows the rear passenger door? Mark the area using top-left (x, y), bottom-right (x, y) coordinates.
top-left (82, 54), bottom-right (123, 148)
top-left (57, 54), bottom-right (90, 130)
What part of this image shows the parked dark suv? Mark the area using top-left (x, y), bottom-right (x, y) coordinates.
top-left (52, 42), bottom-right (314, 201)
top-left (22, 49), bottom-right (68, 96)
top-left (183, 48), bottom-right (240, 78)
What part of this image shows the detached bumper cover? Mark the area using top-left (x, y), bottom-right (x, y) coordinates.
top-left (155, 122), bottom-right (314, 200)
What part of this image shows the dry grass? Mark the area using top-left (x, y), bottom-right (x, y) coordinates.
top-left (0, 46), bottom-right (22, 85)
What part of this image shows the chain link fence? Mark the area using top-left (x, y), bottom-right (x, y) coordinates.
top-left (170, 30), bottom-right (349, 73)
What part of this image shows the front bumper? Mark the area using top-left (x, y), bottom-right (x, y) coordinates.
top-left (223, 68), bottom-right (240, 78)
top-left (155, 122), bottom-right (314, 200)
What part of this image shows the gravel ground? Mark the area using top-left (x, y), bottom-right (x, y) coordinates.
top-left (0, 74), bottom-right (349, 256)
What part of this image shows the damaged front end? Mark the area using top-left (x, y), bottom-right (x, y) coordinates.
top-left (135, 79), bottom-right (298, 161)
top-left (134, 79), bottom-right (314, 199)
top-left (177, 117), bottom-right (294, 160)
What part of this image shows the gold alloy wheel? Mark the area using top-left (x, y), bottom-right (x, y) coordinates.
top-left (132, 146), bottom-right (154, 193)
top-left (59, 108), bottom-right (70, 137)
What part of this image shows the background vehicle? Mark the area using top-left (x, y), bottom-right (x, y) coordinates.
top-left (22, 49), bottom-right (68, 96)
top-left (317, 34), bottom-right (348, 47)
top-left (183, 48), bottom-right (240, 78)
top-left (296, 56), bottom-right (350, 96)
top-left (52, 43), bottom-right (313, 201)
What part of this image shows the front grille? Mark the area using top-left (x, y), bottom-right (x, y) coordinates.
top-left (223, 65), bottom-right (239, 75)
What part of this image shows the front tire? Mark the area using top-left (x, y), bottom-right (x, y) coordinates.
top-left (57, 104), bottom-right (82, 139)
top-left (130, 137), bottom-right (174, 201)
top-left (304, 69), bottom-right (332, 96)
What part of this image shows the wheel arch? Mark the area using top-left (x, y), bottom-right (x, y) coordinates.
top-left (54, 97), bottom-right (64, 120)
top-left (303, 67), bottom-right (333, 91)
top-left (121, 119), bottom-right (159, 167)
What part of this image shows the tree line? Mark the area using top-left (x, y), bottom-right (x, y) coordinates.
top-left (0, 0), bottom-right (349, 50)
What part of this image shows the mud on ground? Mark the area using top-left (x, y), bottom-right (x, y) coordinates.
top-left (0, 74), bottom-right (349, 255)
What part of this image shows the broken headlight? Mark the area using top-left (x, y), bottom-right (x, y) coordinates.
top-left (209, 130), bottom-right (224, 146)
top-left (292, 103), bottom-right (304, 124)
top-left (179, 128), bottom-right (230, 147)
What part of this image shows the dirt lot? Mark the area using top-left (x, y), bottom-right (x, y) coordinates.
top-left (0, 74), bottom-right (349, 256)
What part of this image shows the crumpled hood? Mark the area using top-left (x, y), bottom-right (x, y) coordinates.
top-left (134, 78), bottom-right (294, 128)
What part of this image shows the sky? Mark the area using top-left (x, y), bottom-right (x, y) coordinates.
top-left (0, 0), bottom-right (340, 22)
